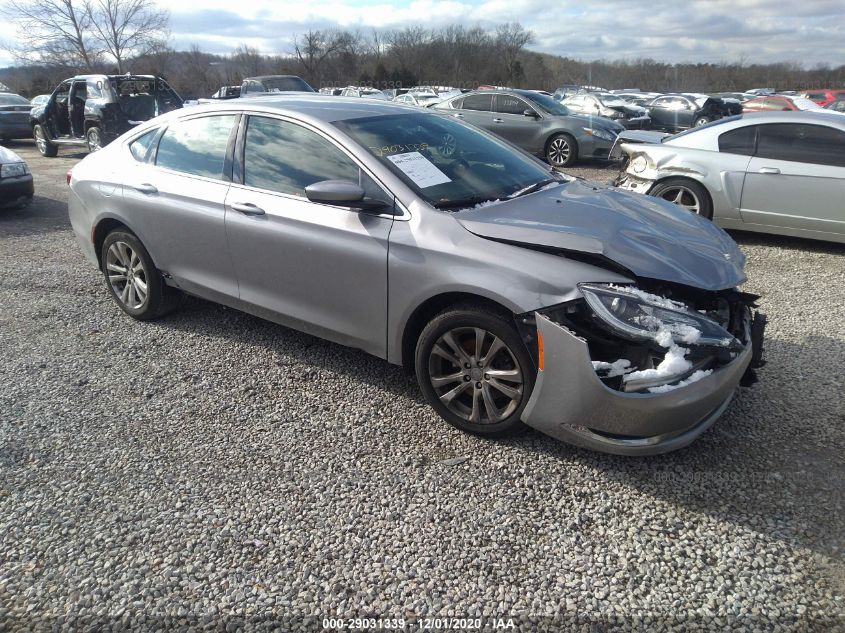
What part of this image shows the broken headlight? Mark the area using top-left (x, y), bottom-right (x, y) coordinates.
top-left (579, 283), bottom-right (739, 348)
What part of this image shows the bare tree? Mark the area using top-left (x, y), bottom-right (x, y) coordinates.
top-left (231, 44), bottom-right (264, 79)
top-left (85, 0), bottom-right (169, 72)
top-left (293, 30), bottom-right (344, 86)
top-left (495, 22), bottom-right (533, 84)
top-left (2, 0), bottom-right (98, 69)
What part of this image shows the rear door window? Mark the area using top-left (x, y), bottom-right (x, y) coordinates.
top-left (156, 115), bottom-right (237, 179)
top-left (495, 95), bottom-right (530, 115)
top-left (129, 129), bottom-right (159, 162)
top-left (756, 123), bottom-right (845, 167)
top-left (461, 94), bottom-right (493, 111)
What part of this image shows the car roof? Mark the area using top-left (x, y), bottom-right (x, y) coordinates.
top-left (66, 74), bottom-right (158, 80)
top-left (160, 94), bottom-right (420, 123)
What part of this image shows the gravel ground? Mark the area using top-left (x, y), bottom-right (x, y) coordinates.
top-left (1, 141), bottom-right (843, 632)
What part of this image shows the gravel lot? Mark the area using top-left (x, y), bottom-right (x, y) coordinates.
top-left (1, 140), bottom-right (843, 632)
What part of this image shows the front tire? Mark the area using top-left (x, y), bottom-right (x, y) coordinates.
top-left (101, 230), bottom-right (180, 320)
top-left (545, 133), bottom-right (577, 168)
top-left (649, 178), bottom-right (713, 219)
top-left (415, 306), bottom-right (535, 437)
top-left (33, 124), bottom-right (58, 157)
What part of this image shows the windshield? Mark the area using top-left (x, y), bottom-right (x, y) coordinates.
top-left (595, 93), bottom-right (627, 107)
top-left (0, 94), bottom-right (30, 106)
top-left (522, 91), bottom-right (570, 116)
top-left (792, 97), bottom-right (821, 110)
top-left (256, 77), bottom-right (315, 93)
top-left (333, 112), bottom-right (559, 208)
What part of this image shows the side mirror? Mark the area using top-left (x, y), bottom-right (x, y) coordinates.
top-left (305, 180), bottom-right (389, 212)
top-left (523, 109), bottom-right (538, 118)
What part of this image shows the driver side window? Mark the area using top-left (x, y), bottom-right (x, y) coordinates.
top-left (243, 116), bottom-right (360, 197)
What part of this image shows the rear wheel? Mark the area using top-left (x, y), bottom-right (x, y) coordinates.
top-left (101, 230), bottom-right (181, 320)
top-left (694, 116), bottom-right (711, 127)
top-left (649, 178), bottom-right (713, 219)
top-left (33, 124), bottom-right (58, 157)
top-left (415, 306), bottom-right (535, 437)
top-left (546, 133), bottom-right (577, 168)
top-left (86, 126), bottom-right (103, 152)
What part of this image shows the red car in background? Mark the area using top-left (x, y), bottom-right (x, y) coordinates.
top-left (797, 89), bottom-right (845, 106)
top-left (742, 95), bottom-right (822, 112)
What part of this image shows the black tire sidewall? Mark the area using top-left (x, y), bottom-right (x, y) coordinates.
top-left (546, 133), bottom-right (577, 168)
top-left (101, 230), bottom-right (167, 320)
top-left (415, 308), bottom-right (536, 437)
top-left (33, 125), bottom-right (58, 157)
top-left (650, 177), bottom-right (713, 220)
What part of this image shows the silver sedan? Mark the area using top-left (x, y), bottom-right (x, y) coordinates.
top-left (614, 111), bottom-right (845, 243)
top-left (67, 96), bottom-right (765, 455)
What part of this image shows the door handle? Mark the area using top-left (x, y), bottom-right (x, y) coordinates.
top-left (758, 167), bottom-right (780, 175)
top-left (493, 117), bottom-right (504, 123)
top-left (133, 183), bottom-right (158, 195)
top-left (452, 113), bottom-right (464, 118)
top-left (231, 202), bottom-right (265, 216)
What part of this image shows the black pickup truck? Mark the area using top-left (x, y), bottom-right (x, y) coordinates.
top-left (30, 74), bottom-right (182, 157)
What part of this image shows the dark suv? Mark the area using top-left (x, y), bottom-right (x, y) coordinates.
top-left (30, 74), bottom-right (182, 156)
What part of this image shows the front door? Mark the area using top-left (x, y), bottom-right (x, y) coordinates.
top-left (740, 122), bottom-right (845, 238)
top-left (69, 80), bottom-right (87, 137)
top-left (455, 93), bottom-right (494, 132)
top-left (224, 114), bottom-right (394, 356)
top-left (492, 94), bottom-right (541, 152)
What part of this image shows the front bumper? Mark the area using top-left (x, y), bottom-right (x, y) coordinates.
top-left (0, 120), bottom-right (33, 139)
top-left (0, 173), bottom-right (34, 208)
top-left (521, 314), bottom-right (754, 456)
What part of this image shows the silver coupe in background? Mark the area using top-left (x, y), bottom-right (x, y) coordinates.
top-left (67, 96), bottom-right (765, 455)
top-left (614, 111), bottom-right (845, 243)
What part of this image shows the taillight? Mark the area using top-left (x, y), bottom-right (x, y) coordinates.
top-left (66, 170), bottom-right (72, 185)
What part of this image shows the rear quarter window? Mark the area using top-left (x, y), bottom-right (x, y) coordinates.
top-left (718, 125), bottom-right (757, 156)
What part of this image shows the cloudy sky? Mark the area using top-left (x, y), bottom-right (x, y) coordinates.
top-left (2, 0), bottom-right (844, 67)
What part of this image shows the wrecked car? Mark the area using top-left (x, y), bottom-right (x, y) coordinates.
top-left (613, 111), bottom-right (845, 243)
top-left (646, 94), bottom-right (728, 132)
top-left (67, 97), bottom-right (764, 455)
top-left (562, 92), bottom-right (652, 129)
top-left (30, 74), bottom-right (182, 156)
top-left (240, 75), bottom-right (315, 96)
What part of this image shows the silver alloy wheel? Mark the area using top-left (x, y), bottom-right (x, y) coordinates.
top-left (694, 117), bottom-right (710, 127)
top-left (87, 128), bottom-right (102, 152)
top-left (547, 136), bottom-right (571, 166)
top-left (34, 126), bottom-right (47, 154)
top-left (105, 241), bottom-right (148, 310)
top-left (428, 326), bottom-right (524, 424)
top-left (659, 185), bottom-right (701, 214)
top-left (438, 132), bottom-right (457, 157)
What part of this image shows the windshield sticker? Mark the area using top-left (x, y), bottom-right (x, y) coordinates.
top-left (386, 151), bottom-right (451, 188)
top-left (369, 143), bottom-right (428, 157)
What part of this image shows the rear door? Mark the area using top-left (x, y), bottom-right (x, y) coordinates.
top-left (740, 122), bottom-right (845, 237)
top-left (223, 114), bottom-right (394, 356)
top-left (492, 94), bottom-right (540, 152)
top-left (121, 113), bottom-right (240, 298)
top-left (455, 93), bottom-right (493, 130)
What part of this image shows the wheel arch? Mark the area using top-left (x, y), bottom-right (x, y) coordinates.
top-left (399, 291), bottom-right (517, 373)
top-left (92, 217), bottom-right (133, 267)
top-left (650, 174), bottom-right (714, 213)
top-left (544, 130), bottom-right (578, 157)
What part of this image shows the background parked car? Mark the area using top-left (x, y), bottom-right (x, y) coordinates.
top-left (241, 75), bottom-right (315, 96)
top-left (711, 92), bottom-right (757, 103)
top-left (824, 99), bottom-right (845, 113)
top-left (0, 92), bottom-right (34, 142)
top-left (796, 89), bottom-right (845, 107)
top-left (742, 95), bottom-right (821, 112)
top-left (646, 94), bottom-right (727, 132)
top-left (562, 92), bottom-right (651, 128)
top-left (340, 86), bottom-right (388, 100)
top-left (392, 91), bottom-right (441, 107)
top-left (616, 92), bottom-right (663, 107)
top-left (434, 89), bottom-right (623, 167)
top-left (0, 144), bottom-right (32, 209)
top-left (30, 74), bottom-right (183, 156)
top-left (614, 111), bottom-right (845, 243)
top-left (210, 85), bottom-right (241, 99)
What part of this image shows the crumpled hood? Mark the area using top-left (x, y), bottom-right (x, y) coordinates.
top-left (561, 113), bottom-right (625, 133)
top-left (455, 180), bottom-right (746, 291)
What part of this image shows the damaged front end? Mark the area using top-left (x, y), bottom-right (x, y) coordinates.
top-left (517, 282), bottom-right (766, 455)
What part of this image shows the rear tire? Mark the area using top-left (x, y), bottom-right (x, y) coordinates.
top-left (101, 230), bottom-right (181, 321)
top-left (33, 124), bottom-right (58, 157)
top-left (649, 177), bottom-right (713, 220)
top-left (86, 126), bottom-right (103, 152)
top-left (694, 116), bottom-right (711, 127)
top-left (415, 306), bottom-right (535, 437)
